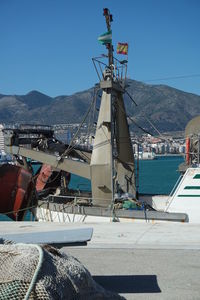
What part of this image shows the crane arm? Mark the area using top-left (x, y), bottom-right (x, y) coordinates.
top-left (5, 145), bottom-right (91, 180)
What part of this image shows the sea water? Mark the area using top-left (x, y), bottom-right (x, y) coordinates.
top-left (0, 155), bottom-right (184, 221)
top-left (69, 155), bottom-right (184, 195)
top-left (138, 155), bottom-right (184, 194)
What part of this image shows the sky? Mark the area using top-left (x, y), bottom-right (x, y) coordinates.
top-left (0, 0), bottom-right (200, 97)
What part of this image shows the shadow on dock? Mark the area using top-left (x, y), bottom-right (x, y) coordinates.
top-left (93, 275), bottom-right (161, 294)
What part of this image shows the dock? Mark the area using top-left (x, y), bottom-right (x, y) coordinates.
top-left (1, 221), bottom-right (200, 299)
top-left (64, 222), bottom-right (200, 299)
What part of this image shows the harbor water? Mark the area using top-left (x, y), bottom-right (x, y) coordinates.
top-left (138, 155), bottom-right (184, 194)
top-left (69, 155), bottom-right (184, 195)
top-left (0, 155), bottom-right (184, 221)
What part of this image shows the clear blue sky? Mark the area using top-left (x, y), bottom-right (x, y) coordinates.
top-left (0, 0), bottom-right (200, 97)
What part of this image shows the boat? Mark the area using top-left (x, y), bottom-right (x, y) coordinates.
top-left (134, 151), bottom-right (156, 160)
top-left (1, 8), bottom-right (199, 223)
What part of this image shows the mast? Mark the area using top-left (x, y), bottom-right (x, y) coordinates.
top-left (90, 8), bottom-right (136, 207)
top-left (103, 8), bottom-right (113, 70)
top-left (103, 8), bottom-right (115, 209)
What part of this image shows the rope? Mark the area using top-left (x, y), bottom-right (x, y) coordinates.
top-left (2, 205), bottom-right (37, 217)
top-left (142, 73), bottom-right (200, 82)
top-left (86, 87), bottom-right (100, 143)
top-left (18, 244), bottom-right (44, 300)
top-left (144, 116), bottom-right (169, 142)
top-left (116, 98), bottom-right (153, 135)
top-left (58, 94), bottom-right (96, 161)
top-left (118, 83), bottom-right (172, 141)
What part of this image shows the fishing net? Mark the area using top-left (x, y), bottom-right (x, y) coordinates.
top-left (0, 240), bottom-right (124, 300)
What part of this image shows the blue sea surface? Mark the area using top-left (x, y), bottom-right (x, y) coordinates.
top-left (0, 214), bottom-right (11, 221)
top-left (68, 174), bottom-right (91, 191)
top-left (69, 155), bottom-right (184, 195)
top-left (138, 155), bottom-right (184, 195)
top-left (0, 155), bottom-right (184, 221)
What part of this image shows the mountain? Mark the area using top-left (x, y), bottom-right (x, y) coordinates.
top-left (0, 80), bottom-right (200, 132)
top-left (124, 80), bottom-right (200, 132)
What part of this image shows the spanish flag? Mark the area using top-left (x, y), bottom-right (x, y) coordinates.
top-left (117, 42), bottom-right (128, 55)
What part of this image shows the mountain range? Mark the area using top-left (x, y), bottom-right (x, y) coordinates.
top-left (0, 79), bottom-right (200, 133)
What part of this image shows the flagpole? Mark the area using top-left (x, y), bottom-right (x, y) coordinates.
top-left (103, 8), bottom-right (113, 76)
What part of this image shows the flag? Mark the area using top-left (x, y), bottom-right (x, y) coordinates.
top-left (117, 42), bottom-right (128, 55)
top-left (98, 30), bottom-right (112, 45)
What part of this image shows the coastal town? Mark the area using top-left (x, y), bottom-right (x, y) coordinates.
top-left (53, 123), bottom-right (186, 158)
top-left (0, 122), bottom-right (185, 163)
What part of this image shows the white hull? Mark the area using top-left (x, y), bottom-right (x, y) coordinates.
top-left (36, 207), bottom-right (112, 223)
top-left (36, 167), bottom-right (200, 224)
top-left (36, 207), bottom-right (169, 223)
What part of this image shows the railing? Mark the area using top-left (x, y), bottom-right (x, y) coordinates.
top-left (164, 174), bottom-right (183, 212)
top-left (92, 55), bottom-right (128, 84)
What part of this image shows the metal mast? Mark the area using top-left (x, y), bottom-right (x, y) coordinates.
top-left (103, 8), bottom-right (115, 208)
top-left (90, 8), bottom-right (136, 207)
top-left (103, 8), bottom-right (113, 70)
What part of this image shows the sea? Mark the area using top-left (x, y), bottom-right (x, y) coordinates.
top-left (138, 155), bottom-right (184, 194)
top-left (68, 155), bottom-right (184, 195)
top-left (0, 155), bottom-right (184, 221)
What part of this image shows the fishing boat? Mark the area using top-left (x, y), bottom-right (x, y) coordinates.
top-left (1, 8), bottom-right (200, 223)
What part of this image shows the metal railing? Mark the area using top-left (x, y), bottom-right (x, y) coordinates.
top-left (92, 55), bottom-right (128, 84)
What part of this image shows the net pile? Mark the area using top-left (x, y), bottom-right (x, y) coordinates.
top-left (0, 240), bottom-right (124, 300)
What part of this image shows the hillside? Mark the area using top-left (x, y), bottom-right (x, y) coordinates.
top-left (0, 80), bottom-right (200, 132)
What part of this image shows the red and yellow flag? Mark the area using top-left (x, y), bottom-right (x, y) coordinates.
top-left (117, 42), bottom-right (128, 55)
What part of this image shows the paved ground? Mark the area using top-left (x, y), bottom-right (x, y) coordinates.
top-left (65, 248), bottom-right (200, 300)
top-left (1, 221), bottom-right (200, 299)
top-left (63, 222), bottom-right (200, 300)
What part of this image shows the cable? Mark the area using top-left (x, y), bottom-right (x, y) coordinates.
top-left (58, 94), bottom-right (96, 160)
top-left (142, 73), bottom-right (200, 83)
top-left (86, 86), bottom-right (100, 144)
top-left (121, 84), bottom-right (172, 142)
top-left (115, 97), bottom-right (153, 135)
top-left (144, 116), bottom-right (169, 142)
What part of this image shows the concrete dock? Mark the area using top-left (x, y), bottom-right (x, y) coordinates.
top-left (63, 222), bottom-right (200, 300)
top-left (1, 221), bottom-right (200, 299)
